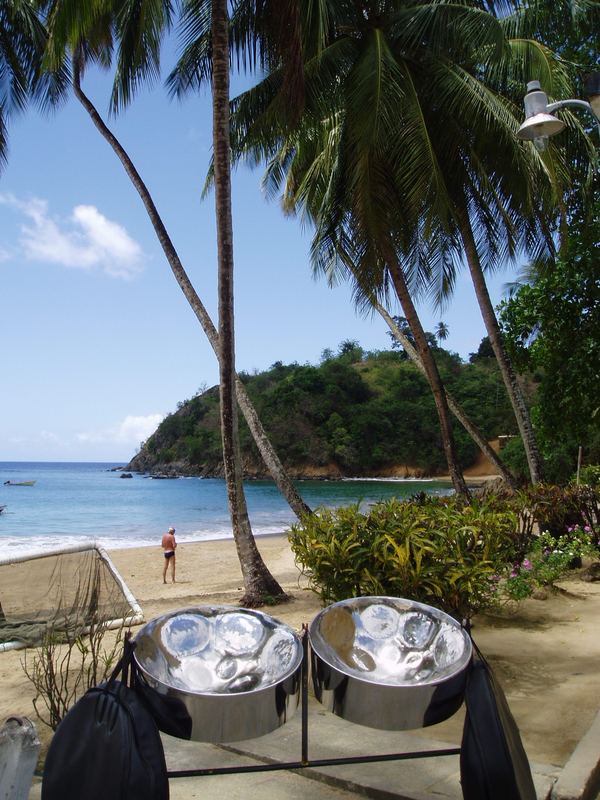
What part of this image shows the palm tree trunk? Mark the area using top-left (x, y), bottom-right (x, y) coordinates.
top-left (456, 208), bottom-right (544, 485)
top-left (211, 0), bottom-right (286, 605)
top-left (71, 54), bottom-right (311, 521)
top-left (385, 256), bottom-right (470, 500)
top-left (377, 302), bottom-right (517, 489)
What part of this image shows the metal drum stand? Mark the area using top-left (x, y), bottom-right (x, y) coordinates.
top-left (166, 627), bottom-right (461, 780)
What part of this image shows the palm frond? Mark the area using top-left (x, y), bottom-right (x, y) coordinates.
top-left (110, 0), bottom-right (174, 112)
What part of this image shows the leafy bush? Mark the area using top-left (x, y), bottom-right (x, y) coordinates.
top-left (574, 465), bottom-right (600, 487)
top-left (514, 484), bottom-right (600, 538)
top-left (289, 497), bottom-right (519, 619)
top-left (502, 526), bottom-right (598, 603)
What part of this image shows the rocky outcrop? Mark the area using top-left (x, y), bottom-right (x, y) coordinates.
top-left (124, 454), bottom-right (439, 481)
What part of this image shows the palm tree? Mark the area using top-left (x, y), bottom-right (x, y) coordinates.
top-left (0, 0), bottom-right (60, 169)
top-left (213, 0), bottom-right (593, 487)
top-left (0, 0), bottom-right (69, 620)
top-left (38, 0), bottom-right (311, 529)
top-left (210, 0), bottom-right (285, 604)
top-left (74, 59), bottom-right (311, 521)
top-left (435, 322), bottom-right (449, 345)
top-left (38, 0), bottom-right (293, 602)
top-left (378, 303), bottom-right (517, 488)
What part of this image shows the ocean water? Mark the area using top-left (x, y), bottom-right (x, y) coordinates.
top-left (0, 462), bottom-right (452, 557)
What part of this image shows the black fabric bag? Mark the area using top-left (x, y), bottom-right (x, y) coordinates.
top-left (42, 640), bottom-right (169, 800)
top-left (133, 668), bottom-right (193, 740)
top-left (460, 644), bottom-right (537, 800)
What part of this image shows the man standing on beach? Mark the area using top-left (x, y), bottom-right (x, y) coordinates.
top-left (161, 526), bottom-right (177, 584)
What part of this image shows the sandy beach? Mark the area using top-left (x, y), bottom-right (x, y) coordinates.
top-left (1, 532), bottom-right (599, 771)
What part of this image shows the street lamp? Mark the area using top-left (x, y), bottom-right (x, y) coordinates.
top-left (517, 76), bottom-right (600, 149)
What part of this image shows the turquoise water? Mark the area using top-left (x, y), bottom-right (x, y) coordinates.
top-left (0, 462), bottom-right (452, 556)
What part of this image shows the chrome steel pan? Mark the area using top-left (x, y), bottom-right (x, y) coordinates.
top-left (134, 605), bottom-right (303, 742)
top-left (309, 596), bottom-right (472, 730)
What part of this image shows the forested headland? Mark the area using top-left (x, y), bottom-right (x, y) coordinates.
top-left (128, 338), bottom-right (526, 479)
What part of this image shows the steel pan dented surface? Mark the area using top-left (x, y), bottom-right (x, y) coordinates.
top-left (134, 606), bottom-right (303, 742)
top-left (309, 596), bottom-right (472, 730)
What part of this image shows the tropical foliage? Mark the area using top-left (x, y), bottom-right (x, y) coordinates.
top-left (503, 526), bottom-right (598, 602)
top-left (217, 0), bottom-right (598, 490)
top-left (288, 496), bottom-right (520, 618)
top-left (130, 339), bottom-right (524, 477)
top-left (499, 181), bottom-right (600, 483)
top-left (289, 486), bottom-right (600, 615)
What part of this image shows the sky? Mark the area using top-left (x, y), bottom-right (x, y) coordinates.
top-left (1, 45), bottom-right (520, 463)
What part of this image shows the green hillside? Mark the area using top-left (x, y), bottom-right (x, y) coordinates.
top-left (127, 341), bottom-right (523, 478)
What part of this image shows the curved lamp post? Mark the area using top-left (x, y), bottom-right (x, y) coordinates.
top-left (517, 75), bottom-right (600, 149)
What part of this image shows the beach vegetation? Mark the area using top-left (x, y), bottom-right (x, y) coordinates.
top-left (514, 483), bottom-right (600, 540)
top-left (576, 466), bottom-right (600, 488)
top-left (289, 496), bottom-right (520, 620)
top-left (20, 0), bottom-right (598, 602)
top-left (499, 180), bottom-right (600, 485)
top-left (502, 527), bottom-right (598, 603)
top-left (218, 1), bottom-right (600, 490)
top-left (289, 488), bottom-right (600, 617)
top-left (210, 0), bottom-right (287, 605)
top-left (0, 2), bottom-right (55, 169)
top-left (22, 618), bottom-right (128, 731)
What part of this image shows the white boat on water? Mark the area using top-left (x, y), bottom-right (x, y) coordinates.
top-left (0, 505), bottom-right (5, 514)
top-left (3, 480), bottom-right (36, 487)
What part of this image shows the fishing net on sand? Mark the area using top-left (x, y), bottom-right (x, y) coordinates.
top-left (0, 545), bottom-right (143, 651)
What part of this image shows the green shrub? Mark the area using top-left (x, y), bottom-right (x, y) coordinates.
top-left (502, 526), bottom-right (598, 603)
top-left (514, 484), bottom-right (600, 538)
top-left (289, 497), bottom-right (519, 619)
top-left (574, 465), bottom-right (600, 487)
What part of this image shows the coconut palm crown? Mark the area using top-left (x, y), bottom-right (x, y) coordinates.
top-left (171, 0), bottom-right (599, 486)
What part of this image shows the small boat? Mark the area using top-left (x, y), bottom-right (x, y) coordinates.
top-left (3, 480), bottom-right (36, 487)
top-left (0, 505), bottom-right (6, 514)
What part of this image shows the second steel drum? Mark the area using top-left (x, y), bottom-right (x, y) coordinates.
top-left (309, 596), bottom-right (472, 730)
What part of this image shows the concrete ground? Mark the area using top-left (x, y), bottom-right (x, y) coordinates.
top-left (157, 694), bottom-right (599, 800)
top-left (26, 682), bottom-right (600, 800)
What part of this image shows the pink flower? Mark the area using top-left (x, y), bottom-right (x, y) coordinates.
top-left (584, 526), bottom-right (591, 533)
top-left (522, 559), bottom-right (532, 570)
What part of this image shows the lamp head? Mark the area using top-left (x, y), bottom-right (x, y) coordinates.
top-left (517, 113), bottom-right (566, 140)
top-left (517, 80), bottom-right (566, 141)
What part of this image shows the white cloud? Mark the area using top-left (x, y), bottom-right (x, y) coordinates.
top-left (77, 414), bottom-right (164, 446)
top-left (40, 431), bottom-right (61, 443)
top-left (0, 193), bottom-right (143, 279)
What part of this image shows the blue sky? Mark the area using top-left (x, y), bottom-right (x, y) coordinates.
top-left (1, 50), bottom-right (516, 463)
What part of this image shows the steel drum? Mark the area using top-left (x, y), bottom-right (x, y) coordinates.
top-left (134, 605), bottom-right (303, 742)
top-left (309, 596), bottom-right (472, 730)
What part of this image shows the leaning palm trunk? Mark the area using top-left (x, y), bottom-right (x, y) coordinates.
top-left (386, 257), bottom-right (470, 500)
top-left (211, 0), bottom-right (286, 604)
top-left (71, 55), bottom-right (311, 521)
top-left (377, 303), bottom-right (517, 489)
top-left (456, 208), bottom-right (544, 485)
